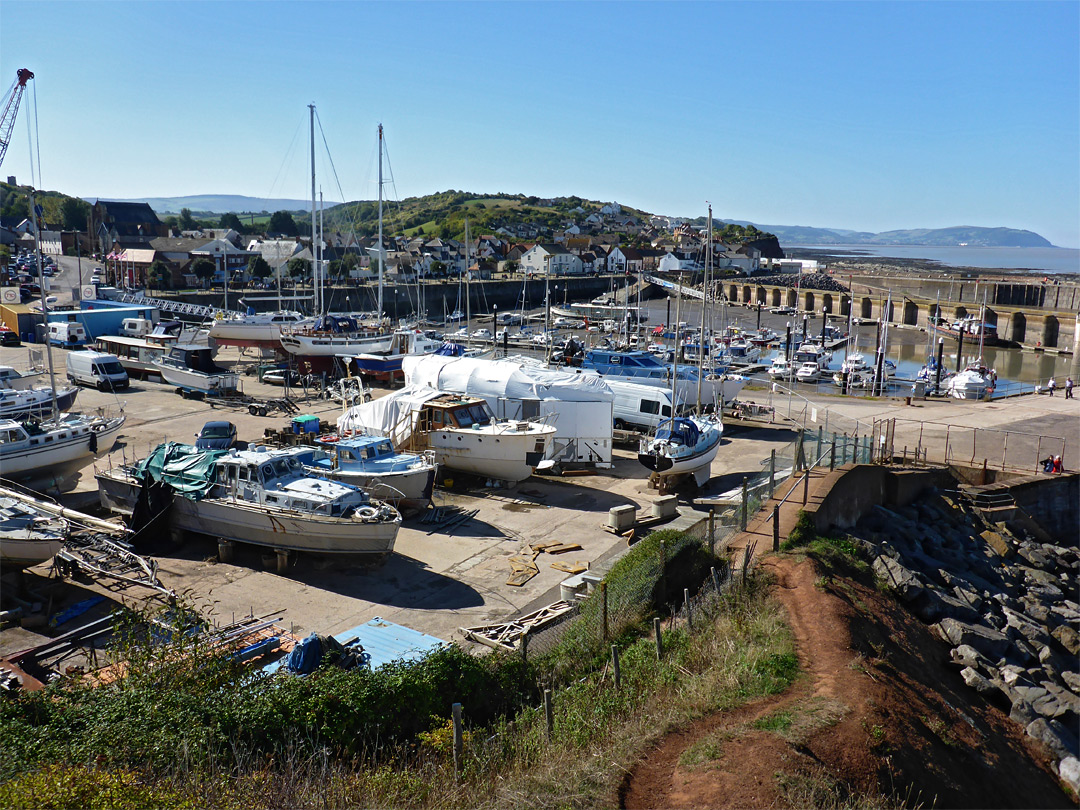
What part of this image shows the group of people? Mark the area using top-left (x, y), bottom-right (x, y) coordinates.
top-left (1046, 376), bottom-right (1074, 398)
top-left (1041, 455), bottom-right (1064, 474)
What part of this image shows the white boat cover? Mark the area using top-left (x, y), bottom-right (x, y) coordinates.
top-left (338, 385), bottom-right (443, 447)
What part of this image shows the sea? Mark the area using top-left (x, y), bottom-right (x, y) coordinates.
top-left (786, 245), bottom-right (1079, 275)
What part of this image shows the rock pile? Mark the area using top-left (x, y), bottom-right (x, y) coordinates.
top-left (853, 493), bottom-right (1079, 791)
top-left (745, 272), bottom-right (850, 293)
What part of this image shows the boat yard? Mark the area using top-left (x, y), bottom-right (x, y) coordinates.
top-left (2, 339), bottom-right (1077, 672)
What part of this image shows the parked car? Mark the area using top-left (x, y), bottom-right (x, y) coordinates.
top-left (194, 420), bottom-right (238, 450)
top-left (0, 327), bottom-right (20, 347)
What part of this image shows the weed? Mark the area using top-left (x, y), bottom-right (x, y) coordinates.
top-left (754, 709), bottom-right (794, 733)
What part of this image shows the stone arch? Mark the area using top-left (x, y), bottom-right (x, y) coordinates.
top-left (861, 297), bottom-right (873, 319)
top-left (756, 286), bottom-right (767, 305)
top-left (954, 306), bottom-right (968, 320)
top-left (1042, 315), bottom-right (1059, 348)
top-left (883, 300), bottom-right (894, 322)
top-left (786, 289), bottom-right (797, 308)
top-left (742, 285), bottom-right (751, 302)
top-left (728, 284), bottom-right (739, 301)
top-left (771, 288), bottom-right (781, 307)
top-left (839, 296), bottom-right (851, 317)
top-left (1010, 311), bottom-right (1026, 343)
top-left (822, 293), bottom-right (834, 314)
top-left (903, 301), bottom-right (919, 326)
top-left (804, 292), bottom-right (815, 312)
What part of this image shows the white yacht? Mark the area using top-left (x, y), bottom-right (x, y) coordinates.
top-left (767, 356), bottom-right (796, 380)
top-left (339, 388), bottom-right (556, 485)
top-left (96, 443), bottom-right (401, 558)
top-left (154, 345), bottom-right (240, 395)
top-left (795, 361), bottom-right (823, 383)
top-left (638, 415), bottom-right (723, 487)
top-left (0, 365), bottom-right (47, 390)
top-left (0, 385), bottom-right (79, 419)
top-left (947, 366), bottom-right (996, 400)
top-left (208, 310), bottom-right (312, 348)
top-left (0, 412), bottom-right (126, 483)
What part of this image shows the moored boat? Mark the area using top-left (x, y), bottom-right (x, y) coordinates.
top-left (153, 344), bottom-right (240, 395)
top-left (637, 415), bottom-right (723, 487)
top-left (0, 412), bottom-right (126, 483)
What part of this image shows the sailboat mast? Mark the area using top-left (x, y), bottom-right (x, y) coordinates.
top-left (697, 204), bottom-right (712, 410)
top-left (28, 186), bottom-right (59, 423)
top-left (464, 217), bottom-right (470, 337)
top-left (309, 104), bottom-right (317, 317)
top-left (377, 123), bottom-right (385, 323)
top-left (319, 190), bottom-right (325, 316)
top-left (671, 283), bottom-right (682, 429)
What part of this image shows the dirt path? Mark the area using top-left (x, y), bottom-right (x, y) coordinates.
top-left (620, 554), bottom-right (1070, 809)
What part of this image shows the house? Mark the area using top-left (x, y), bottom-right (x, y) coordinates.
top-left (606, 246), bottom-right (643, 275)
top-left (658, 252), bottom-right (699, 273)
top-left (599, 202), bottom-right (622, 216)
top-left (92, 200), bottom-right (167, 253)
top-left (246, 238), bottom-right (303, 274)
top-left (520, 243), bottom-right (584, 276)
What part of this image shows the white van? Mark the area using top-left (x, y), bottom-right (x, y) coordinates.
top-left (66, 350), bottom-right (129, 391)
top-left (48, 322), bottom-right (87, 347)
top-left (607, 380), bottom-right (683, 432)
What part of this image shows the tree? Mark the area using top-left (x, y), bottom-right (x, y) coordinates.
top-left (148, 259), bottom-right (172, 291)
top-left (269, 211), bottom-right (299, 236)
top-left (191, 258), bottom-right (215, 288)
top-left (287, 257), bottom-right (310, 283)
top-left (60, 197), bottom-right (91, 231)
top-left (178, 208), bottom-right (196, 231)
top-left (247, 255), bottom-right (272, 281)
top-left (219, 213), bottom-right (244, 232)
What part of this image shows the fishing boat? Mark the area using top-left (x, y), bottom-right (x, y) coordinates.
top-left (930, 315), bottom-right (1000, 346)
top-left (338, 387), bottom-right (556, 484)
top-left (153, 344), bottom-right (240, 395)
top-left (298, 434), bottom-right (437, 514)
top-left (749, 327), bottom-right (779, 347)
top-left (551, 295), bottom-right (649, 324)
top-left (96, 443), bottom-right (401, 557)
top-left (0, 384), bottom-right (79, 419)
top-left (0, 493), bottom-right (68, 570)
top-left (0, 412), bottom-right (126, 483)
top-left (279, 315), bottom-right (393, 359)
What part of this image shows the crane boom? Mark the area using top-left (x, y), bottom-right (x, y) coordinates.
top-left (0, 68), bottom-right (34, 169)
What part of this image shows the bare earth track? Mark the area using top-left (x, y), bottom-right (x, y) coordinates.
top-left (621, 555), bottom-right (1071, 809)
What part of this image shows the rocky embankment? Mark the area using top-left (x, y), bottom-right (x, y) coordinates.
top-left (853, 493), bottom-right (1079, 792)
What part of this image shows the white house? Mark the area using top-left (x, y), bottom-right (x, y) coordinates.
top-left (599, 202), bottom-right (622, 216)
top-left (520, 243), bottom-right (584, 276)
top-left (658, 252), bottom-right (699, 273)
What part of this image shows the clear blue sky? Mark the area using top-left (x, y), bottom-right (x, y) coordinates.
top-left (2, 1), bottom-right (1078, 247)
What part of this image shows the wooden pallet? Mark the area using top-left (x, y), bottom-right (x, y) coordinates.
top-left (460, 601), bottom-right (577, 651)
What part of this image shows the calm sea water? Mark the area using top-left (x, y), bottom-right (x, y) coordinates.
top-left (788, 245), bottom-right (1079, 275)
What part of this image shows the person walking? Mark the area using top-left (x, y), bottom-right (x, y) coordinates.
top-left (1047, 376), bottom-right (1057, 396)
top-left (1066, 377), bottom-right (1074, 399)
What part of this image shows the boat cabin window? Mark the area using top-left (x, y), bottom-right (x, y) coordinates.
top-left (454, 404), bottom-right (490, 428)
top-left (376, 441), bottom-right (393, 456)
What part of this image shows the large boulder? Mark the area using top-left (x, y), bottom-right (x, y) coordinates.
top-left (1051, 624), bottom-right (1080, 656)
top-left (934, 618), bottom-right (1011, 660)
top-left (872, 555), bottom-right (924, 600)
top-left (1027, 717), bottom-right (1080, 761)
top-left (1060, 757), bottom-right (1080, 794)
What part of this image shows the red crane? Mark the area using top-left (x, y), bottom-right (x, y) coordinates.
top-left (0, 68), bottom-right (34, 169)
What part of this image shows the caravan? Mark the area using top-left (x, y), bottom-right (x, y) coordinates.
top-left (607, 380), bottom-right (684, 432)
top-left (48, 322), bottom-right (87, 348)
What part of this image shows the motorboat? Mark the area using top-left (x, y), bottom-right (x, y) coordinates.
top-left (930, 315), bottom-right (1000, 346)
top-left (947, 364), bottom-right (996, 401)
top-left (154, 344), bottom-right (240, 395)
top-left (795, 362), bottom-right (823, 383)
top-left (208, 310), bottom-right (312, 348)
top-left (793, 342), bottom-right (831, 366)
top-left (637, 415), bottom-right (722, 487)
top-left (767, 356), bottom-right (796, 380)
top-left (96, 443), bottom-right (401, 558)
top-left (725, 339), bottom-right (761, 364)
top-left (838, 353), bottom-right (870, 374)
top-left (551, 299), bottom-right (648, 324)
top-left (338, 388), bottom-right (557, 485)
top-left (749, 328), bottom-right (779, 347)
top-left (0, 385), bottom-right (79, 419)
top-left (298, 434), bottom-right (437, 514)
top-left (0, 493), bottom-right (68, 570)
top-left (0, 412), bottom-right (126, 484)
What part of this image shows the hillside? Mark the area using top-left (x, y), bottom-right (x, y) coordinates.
top-left (730, 220), bottom-right (1054, 248)
top-left (102, 194), bottom-right (336, 215)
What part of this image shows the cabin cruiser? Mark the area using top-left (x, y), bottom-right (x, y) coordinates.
top-left (0, 412), bottom-right (126, 483)
top-left (931, 316), bottom-right (1000, 346)
top-left (582, 349), bottom-right (745, 407)
top-left (96, 443), bottom-right (401, 557)
top-left (795, 362), bottom-right (823, 383)
top-left (725, 339), bottom-right (761, 364)
top-left (638, 415), bottom-right (722, 487)
top-left (338, 388), bottom-right (557, 485)
top-left (154, 344), bottom-right (240, 395)
top-left (298, 434), bottom-right (437, 514)
top-left (749, 328), bottom-right (779, 347)
top-left (0, 493), bottom-right (68, 570)
top-left (793, 342), bottom-right (831, 367)
top-left (767, 355), bottom-right (796, 380)
top-left (0, 365), bottom-right (46, 390)
top-left (279, 315), bottom-right (392, 358)
top-left (0, 385), bottom-right (79, 419)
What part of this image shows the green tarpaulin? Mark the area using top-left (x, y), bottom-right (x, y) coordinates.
top-left (134, 442), bottom-right (227, 500)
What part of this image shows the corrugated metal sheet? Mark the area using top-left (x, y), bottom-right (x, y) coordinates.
top-left (333, 617), bottom-right (446, 668)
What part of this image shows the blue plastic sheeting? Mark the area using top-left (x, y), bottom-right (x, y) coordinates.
top-left (334, 617), bottom-right (446, 669)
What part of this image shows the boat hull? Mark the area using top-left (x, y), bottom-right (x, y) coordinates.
top-left (638, 422), bottom-right (722, 486)
top-left (314, 465), bottom-right (436, 514)
top-left (0, 387), bottom-right (79, 420)
top-left (154, 364), bottom-right (240, 394)
top-left (96, 471), bottom-right (399, 556)
top-left (420, 425), bottom-right (553, 483)
top-left (1, 416), bottom-right (125, 481)
top-left (0, 536), bottom-right (65, 569)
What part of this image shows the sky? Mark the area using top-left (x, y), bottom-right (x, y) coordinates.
top-left (1, 1), bottom-right (1078, 247)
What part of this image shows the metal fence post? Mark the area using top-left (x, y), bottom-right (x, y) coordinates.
top-left (452, 702), bottom-right (463, 776)
top-left (830, 434), bottom-right (837, 470)
top-left (544, 689), bottom-right (553, 742)
top-left (601, 581), bottom-right (608, 641)
top-left (769, 449), bottom-right (776, 494)
top-left (654, 617), bottom-right (663, 660)
top-left (802, 470), bottom-right (810, 505)
top-left (684, 588), bottom-right (692, 631)
top-left (612, 645), bottom-right (621, 689)
top-left (740, 477), bottom-right (748, 531)
top-left (708, 508), bottom-right (716, 555)
top-left (658, 539), bottom-right (666, 608)
top-left (711, 566), bottom-right (721, 594)
top-left (773, 504), bottom-right (780, 551)
top-left (816, 425), bottom-right (823, 461)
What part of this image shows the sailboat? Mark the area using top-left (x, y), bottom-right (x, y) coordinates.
top-left (637, 252), bottom-right (722, 488)
top-left (1, 108), bottom-right (126, 487)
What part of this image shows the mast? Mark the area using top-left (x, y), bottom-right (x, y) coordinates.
top-left (671, 281), bottom-right (682, 430)
top-left (318, 189), bottom-right (325, 316)
top-left (464, 217), bottom-right (470, 337)
top-left (28, 186), bottom-right (59, 424)
top-left (697, 204), bottom-right (711, 410)
top-left (309, 104), bottom-right (317, 318)
top-left (377, 123), bottom-right (385, 323)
